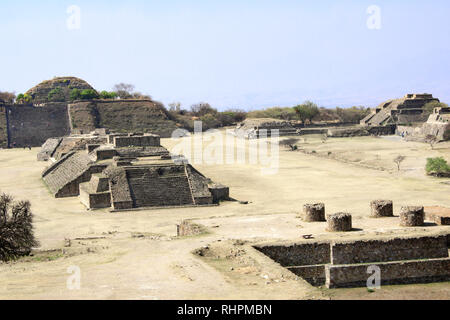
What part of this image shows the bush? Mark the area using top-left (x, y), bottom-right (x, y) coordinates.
top-left (69, 88), bottom-right (81, 101)
top-left (80, 89), bottom-right (99, 100)
top-left (16, 93), bottom-right (32, 104)
top-left (0, 192), bottom-right (38, 262)
top-left (99, 91), bottom-right (118, 100)
top-left (217, 110), bottom-right (247, 126)
top-left (47, 87), bottom-right (65, 102)
top-left (200, 113), bottom-right (221, 130)
top-left (426, 157), bottom-right (450, 174)
top-left (336, 106), bottom-right (371, 123)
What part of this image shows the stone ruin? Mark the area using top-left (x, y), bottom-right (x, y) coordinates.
top-left (272, 200), bottom-right (450, 288)
top-left (234, 118), bottom-right (299, 139)
top-left (234, 118), bottom-right (329, 139)
top-left (425, 206), bottom-right (450, 226)
top-left (361, 93), bottom-right (440, 127)
top-left (255, 234), bottom-right (450, 288)
top-left (397, 106), bottom-right (450, 142)
top-left (400, 206), bottom-right (425, 227)
top-left (39, 130), bottom-right (229, 210)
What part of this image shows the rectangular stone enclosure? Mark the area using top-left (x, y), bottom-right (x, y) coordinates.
top-left (254, 234), bottom-right (450, 288)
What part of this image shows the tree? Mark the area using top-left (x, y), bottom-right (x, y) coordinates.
top-left (293, 101), bottom-right (320, 124)
top-left (190, 103), bottom-right (217, 117)
top-left (425, 134), bottom-right (439, 150)
top-left (113, 83), bottom-right (135, 99)
top-left (393, 155), bottom-right (406, 171)
top-left (0, 192), bottom-right (38, 262)
top-left (0, 91), bottom-right (16, 104)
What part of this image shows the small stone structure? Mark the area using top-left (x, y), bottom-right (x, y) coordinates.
top-left (370, 200), bottom-right (394, 218)
top-left (255, 234), bottom-right (450, 288)
top-left (177, 220), bottom-right (205, 237)
top-left (326, 213), bottom-right (352, 232)
top-left (302, 203), bottom-right (326, 222)
top-left (425, 206), bottom-right (450, 226)
top-left (400, 206), bottom-right (425, 227)
top-left (234, 118), bottom-right (298, 139)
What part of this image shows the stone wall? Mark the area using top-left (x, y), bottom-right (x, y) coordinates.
top-left (69, 100), bottom-right (179, 138)
top-left (114, 135), bottom-right (160, 148)
top-left (326, 258), bottom-right (450, 288)
top-left (330, 235), bottom-right (448, 265)
top-left (0, 105), bottom-right (8, 148)
top-left (6, 104), bottom-right (70, 147)
top-left (254, 242), bottom-right (330, 267)
top-left (256, 234), bottom-right (450, 288)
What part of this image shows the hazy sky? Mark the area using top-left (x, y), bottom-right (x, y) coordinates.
top-left (1, 0), bottom-right (449, 110)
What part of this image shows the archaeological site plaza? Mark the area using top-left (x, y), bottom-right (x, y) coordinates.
top-left (0, 76), bottom-right (449, 301)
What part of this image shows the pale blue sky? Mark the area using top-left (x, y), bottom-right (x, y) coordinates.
top-left (1, 0), bottom-right (449, 110)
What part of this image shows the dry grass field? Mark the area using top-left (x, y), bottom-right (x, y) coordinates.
top-left (0, 133), bottom-right (449, 300)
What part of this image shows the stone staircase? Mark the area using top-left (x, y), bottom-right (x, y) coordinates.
top-left (126, 166), bottom-right (194, 208)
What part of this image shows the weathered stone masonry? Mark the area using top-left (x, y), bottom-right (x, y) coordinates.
top-left (255, 234), bottom-right (450, 288)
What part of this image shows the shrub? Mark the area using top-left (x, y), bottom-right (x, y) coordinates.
top-left (80, 89), bottom-right (99, 100)
top-left (47, 87), bottom-right (65, 102)
top-left (217, 110), bottom-right (247, 126)
top-left (0, 192), bottom-right (38, 262)
top-left (336, 106), bottom-right (371, 123)
top-left (426, 157), bottom-right (450, 175)
top-left (69, 88), bottom-right (81, 101)
top-left (99, 91), bottom-right (118, 100)
top-left (200, 113), bottom-right (221, 130)
top-left (16, 93), bottom-right (32, 104)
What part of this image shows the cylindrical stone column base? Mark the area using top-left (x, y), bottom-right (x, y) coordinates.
top-left (400, 206), bottom-right (424, 227)
top-left (303, 203), bottom-right (326, 222)
top-left (370, 200), bottom-right (393, 218)
top-left (327, 213), bottom-right (352, 232)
